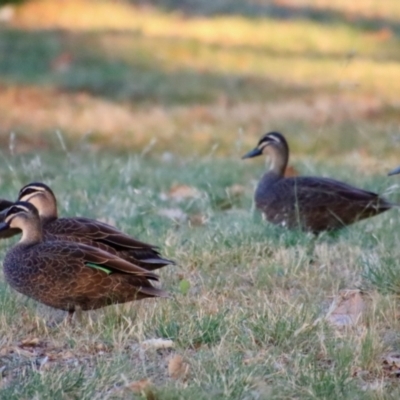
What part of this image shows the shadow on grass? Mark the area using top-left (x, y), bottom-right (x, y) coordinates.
top-left (0, 29), bottom-right (329, 106)
top-left (130, 0), bottom-right (400, 35)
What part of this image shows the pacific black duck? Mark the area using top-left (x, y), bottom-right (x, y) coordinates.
top-left (388, 166), bottom-right (400, 176)
top-left (0, 199), bottom-right (18, 239)
top-left (0, 202), bottom-right (168, 319)
top-left (242, 131), bottom-right (394, 233)
top-left (0, 199), bottom-right (13, 210)
top-left (13, 182), bottom-right (174, 270)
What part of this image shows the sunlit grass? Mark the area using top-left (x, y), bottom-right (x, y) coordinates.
top-left (13, 0), bottom-right (399, 56)
top-left (0, 150), bottom-right (400, 397)
top-left (1, 0), bottom-right (400, 397)
top-left (0, 0), bottom-right (397, 159)
top-left (276, 0), bottom-right (400, 20)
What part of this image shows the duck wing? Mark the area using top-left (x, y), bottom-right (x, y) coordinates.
top-left (274, 176), bottom-right (394, 209)
top-left (258, 176), bottom-right (395, 232)
top-left (47, 217), bottom-right (159, 250)
top-left (44, 217), bottom-right (174, 269)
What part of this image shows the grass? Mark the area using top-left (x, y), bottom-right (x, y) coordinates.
top-left (0, 0), bottom-right (400, 398)
top-left (0, 0), bottom-right (399, 159)
top-left (0, 149), bottom-right (400, 398)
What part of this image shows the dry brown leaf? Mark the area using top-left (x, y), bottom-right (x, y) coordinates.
top-left (128, 378), bottom-right (152, 393)
top-left (20, 337), bottom-right (40, 347)
top-left (60, 350), bottom-right (75, 360)
top-left (327, 289), bottom-right (364, 327)
top-left (158, 208), bottom-right (187, 222)
top-left (95, 342), bottom-right (107, 352)
top-left (227, 184), bottom-right (245, 197)
top-left (188, 213), bottom-right (207, 226)
top-left (13, 347), bottom-right (37, 358)
top-left (168, 354), bottom-right (190, 380)
top-left (382, 353), bottom-right (400, 377)
top-left (168, 184), bottom-right (201, 202)
top-left (141, 338), bottom-right (175, 350)
top-left (0, 346), bottom-right (12, 356)
top-left (383, 353), bottom-right (400, 368)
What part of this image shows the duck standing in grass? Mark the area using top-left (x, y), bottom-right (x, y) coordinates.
top-left (12, 182), bottom-right (174, 271)
top-left (242, 131), bottom-right (395, 233)
top-left (388, 165), bottom-right (400, 177)
top-left (0, 202), bottom-right (168, 321)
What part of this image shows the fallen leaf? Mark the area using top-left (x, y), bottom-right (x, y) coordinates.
top-left (188, 213), bottom-right (207, 226)
top-left (168, 354), bottom-right (189, 380)
top-left (158, 208), bottom-right (187, 223)
top-left (128, 378), bottom-right (152, 393)
top-left (382, 353), bottom-right (400, 377)
top-left (13, 347), bottom-right (36, 358)
top-left (383, 353), bottom-right (400, 368)
top-left (20, 337), bottom-right (40, 347)
top-left (227, 184), bottom-right (245, 197)
top-left (0, 346), bottom-right (12, 356)
top-left (168, 184), bottom-right (201, 202)
top-left (60, 350), bottom-right (75, 360)
top-left (327, 289), bottom-right (364, 327)
top-left (141, 338), bottom-right (175, 350)
top-left (95, 342), bottom-right (107, 352)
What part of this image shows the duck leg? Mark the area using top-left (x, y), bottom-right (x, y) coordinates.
top-left (305, 234), bottom-right (318, 265)
top-left (65, 309), bottom-right (75, 325)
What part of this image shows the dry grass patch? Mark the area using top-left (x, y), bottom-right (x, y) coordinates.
top-left (0, 1), bottom-right (400, 397)
top-left (0, 151), bottom-right (399, 397)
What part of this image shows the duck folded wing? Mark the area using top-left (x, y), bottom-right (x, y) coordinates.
top-left (51, 217), bottom-right (159, 251)
top-left (42, 241), bottom-right (160, 280)
top-left (276, 177), bottom-right (394, 208)
top-left (77, 243), bottom-right (160, 280)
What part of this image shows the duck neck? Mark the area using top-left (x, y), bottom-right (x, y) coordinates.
top-left (28, 195), bottom-right (58, 224)
top-left (19, 220), bottom-right (43, 246)
top-left (267, 145), bottom-right (288, 178)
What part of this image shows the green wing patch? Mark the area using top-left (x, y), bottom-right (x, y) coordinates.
top-left (85, 262), bottom-right (112, 275)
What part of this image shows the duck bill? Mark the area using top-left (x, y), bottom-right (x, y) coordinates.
top-left (242, 147), bottom-right (262, 159)
top-left (388, 165), bottom-right (400, 176)
top-left (0, 207), bottom-right (11, 222)
top-left (0, 222), bottom-right (10, 232)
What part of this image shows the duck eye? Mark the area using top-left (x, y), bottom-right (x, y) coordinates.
top-left (19, 188), bottom-right (37, 197)
top-left (7, 206), bottom-right (21, 216)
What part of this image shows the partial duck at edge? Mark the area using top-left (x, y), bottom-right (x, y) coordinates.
top-left (243, 131), bottom-right (395, 233)
top-left (6, 182), bottom-right (175, 270)
top-left (0, 202), bottom-right (168, 320)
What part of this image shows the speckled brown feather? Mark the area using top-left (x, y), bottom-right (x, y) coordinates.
top-left (12, 182), bottom-right (174, 270)
top-left (256, 175), bottom-right (394, 233)
top-left (244, 132), bottom-right (395, 233)
top-left (41, 217), bottom-right (173, 270)
top-left (1, 202), bottom-right (169, 313)
top-left (4, 238), bottom-right (168, 312)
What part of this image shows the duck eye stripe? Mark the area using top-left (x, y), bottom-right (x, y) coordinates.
top-left (20, 186), bottom-right (46, 197)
